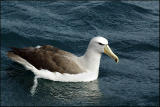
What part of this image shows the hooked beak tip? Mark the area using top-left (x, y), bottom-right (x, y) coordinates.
top-left (104, 45), bottom-right (119, 63)
top-left (115, 58), bottom-right (119, 63)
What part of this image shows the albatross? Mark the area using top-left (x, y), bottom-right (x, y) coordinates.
top-left (7, 36), bottom-right (119, 82)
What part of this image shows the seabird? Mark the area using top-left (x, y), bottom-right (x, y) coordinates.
top-left (7, 36), bottom-right (119, 82)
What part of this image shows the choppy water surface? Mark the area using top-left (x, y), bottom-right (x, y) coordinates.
top-left (1, 1), bottom-right (159, 106)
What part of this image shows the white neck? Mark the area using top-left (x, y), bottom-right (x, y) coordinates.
top-left (78, 46), bottom-right (102, 73)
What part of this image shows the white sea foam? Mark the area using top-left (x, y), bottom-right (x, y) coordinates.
top-left (30, 76), bottom-right (39, 96)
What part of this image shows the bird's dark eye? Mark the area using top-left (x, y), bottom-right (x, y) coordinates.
top-left (98, 42), bottom-right (105, 45)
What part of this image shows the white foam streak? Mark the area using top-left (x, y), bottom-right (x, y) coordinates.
top-left (30, 76), bottom-right (39, 96)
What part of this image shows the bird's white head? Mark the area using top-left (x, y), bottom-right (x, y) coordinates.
top-left (88, 36), bottom-right (119, 63)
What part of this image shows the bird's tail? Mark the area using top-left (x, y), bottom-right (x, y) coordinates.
top-left (7, 52), bottom-right (37, 72)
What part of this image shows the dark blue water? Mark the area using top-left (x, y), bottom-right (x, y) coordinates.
top-left (1, 1), bottom-right (159, 106)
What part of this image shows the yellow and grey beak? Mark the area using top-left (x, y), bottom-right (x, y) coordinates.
top-left (104, 45), bottom-right (119, 63)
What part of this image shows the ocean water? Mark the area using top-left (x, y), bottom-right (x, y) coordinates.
top-left (1, 1), bottom-right (159, 106)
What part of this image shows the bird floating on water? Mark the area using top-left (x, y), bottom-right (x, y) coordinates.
top-left (7, 36), bottom-right (119, 82)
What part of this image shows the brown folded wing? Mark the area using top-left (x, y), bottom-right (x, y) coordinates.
top-left (8, 45), bottom-right (83, 74)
